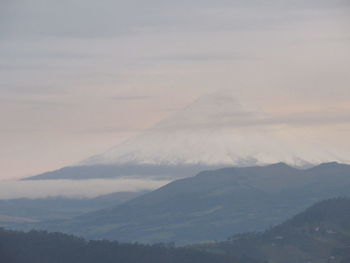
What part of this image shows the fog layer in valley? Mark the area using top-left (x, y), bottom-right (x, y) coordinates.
top-left (0, 178), bottom-right (170, 199)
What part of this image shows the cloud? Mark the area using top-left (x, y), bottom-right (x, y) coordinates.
top-left (0, 178), bottom-right (170, 199)
top-left (146, 53), bottom-right (256, 62)
top-left (0, 0), bottom-right (174, 39)
top-left (152, 93), bottom-right (350, 132)
top-left (214, 110), bottom-right (350, 129)
top-left (268, 110), bottom-right (350, 127)
top-left (78, 127), bottom-right (142, 135)
top-left (0, 50), bottom-right (92, 60)
top-left (111, 96), bottom-right (151, 101)
top-left (0, 128), bottom-right (41, 135)
top-left (3, 0), bottom-right (346, 39)
top-left (0, 64), bottom-right (63, 72)
top-left (0, 97), bottom-right (68, 108)
top-left (0, 85), bottom-right (62, 95)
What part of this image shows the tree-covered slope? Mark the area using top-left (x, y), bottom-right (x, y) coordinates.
top-left (0, 228), bottom-right (243, 263)
top-left (204, 198), bottom-right (350, 263)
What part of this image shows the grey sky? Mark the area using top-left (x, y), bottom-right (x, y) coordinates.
top-left (1, 0), bottom-right (349, 178)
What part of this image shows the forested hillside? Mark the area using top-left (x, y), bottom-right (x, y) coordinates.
top-left (201, 198), bottom-right (350, 263)
top-left (0, 228), bottom-right (245, 263)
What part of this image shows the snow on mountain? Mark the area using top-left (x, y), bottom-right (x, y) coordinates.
top-left (82, 92), bottom-right (350, 167)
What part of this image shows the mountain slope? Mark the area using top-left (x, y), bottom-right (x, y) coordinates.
top-left (28, 162), bottom-right (350, 244)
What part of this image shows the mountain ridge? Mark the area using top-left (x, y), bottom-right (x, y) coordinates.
top-left (23, 162), bottom-right (350, 244)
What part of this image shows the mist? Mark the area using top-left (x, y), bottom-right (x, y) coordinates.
top-left (0, 178), bottom-right (169, 199)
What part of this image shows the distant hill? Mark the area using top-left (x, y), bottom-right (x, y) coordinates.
top-left (26, 162), bottom-right (350, 244)
top-left (203, 198), bottom-right (350, 263)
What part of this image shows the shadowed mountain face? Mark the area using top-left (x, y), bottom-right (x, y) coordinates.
top-left (204, 198), bottom-right (350, 263)
top-left (25, 162), bottom-right (350, 244)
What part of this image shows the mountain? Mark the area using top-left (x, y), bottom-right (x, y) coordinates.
top-left (26, 162), bottom-right (350, 244)
top-left (203, 198), bottom-right (350, 263)
top-left (24, 93), bottom-right (349, 180)
top-left (82, 93), bottom-right (348, 167)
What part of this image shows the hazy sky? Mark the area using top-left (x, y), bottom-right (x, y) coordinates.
top-left (1, 0), bottom-right (350, 179)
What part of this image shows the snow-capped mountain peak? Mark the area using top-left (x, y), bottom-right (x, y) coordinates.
top-left (82, 92), bottom-right (350, 167)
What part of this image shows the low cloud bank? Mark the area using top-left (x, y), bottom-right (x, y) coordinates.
top-left (0, 178), bottom-right (170, 199)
